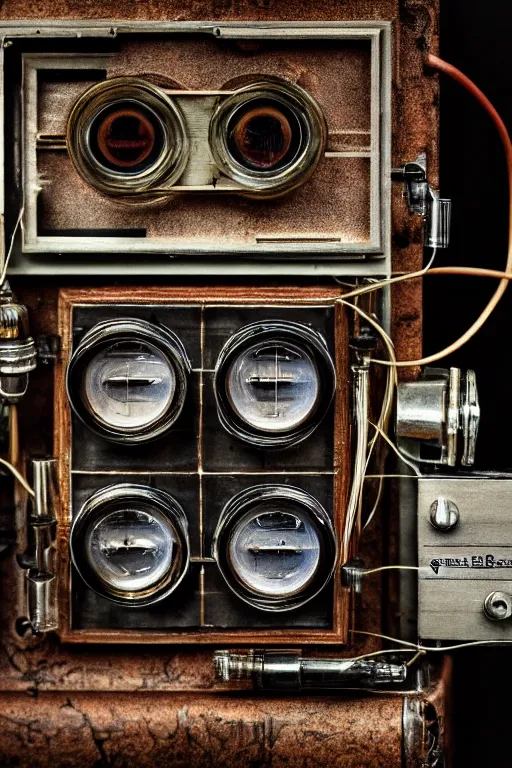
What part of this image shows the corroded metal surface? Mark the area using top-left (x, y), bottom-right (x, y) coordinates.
top-left (0, 0), bottom-right (441, 764)
top-left (0, 1), bottom-right (401, 22)
top-left (0, 692), bottom-right (404, 767)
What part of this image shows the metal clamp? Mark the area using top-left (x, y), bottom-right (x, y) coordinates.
top-left (396, 367), bottom-right (480, 467)
top-left (392, 153), bottom-right (452, 249)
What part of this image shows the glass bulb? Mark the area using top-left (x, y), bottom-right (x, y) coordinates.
top-left (82, 340), bottom-right (176, 431)
top-left (228, 505), bottom-right (321, 597)
top-left (226, 341), bottom-right (320, 433)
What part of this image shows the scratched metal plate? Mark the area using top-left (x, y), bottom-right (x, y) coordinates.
top-left (418, 477), bottom-right (512, 640)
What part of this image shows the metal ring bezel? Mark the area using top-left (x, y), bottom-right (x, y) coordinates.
top-left (209, 77), bottom-right (327, 196)
top-left (70, 483), bottom-right (190, 606)
top-left (66, 77), bottom-right (189, 198)
top-left (214, 320), bottom-right (336, 449)
top-left (212, 484), bottom-right (337, 612)
top-left (66, 318), bottom-right (190, 444)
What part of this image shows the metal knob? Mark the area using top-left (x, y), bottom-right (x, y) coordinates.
top-left (429, 498), bottom-right (459, 531)
top-left (484, 591), bottom-right (512, 621)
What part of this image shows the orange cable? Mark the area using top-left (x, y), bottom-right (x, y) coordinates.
top-left (373, 53), bottom-right (512, 367)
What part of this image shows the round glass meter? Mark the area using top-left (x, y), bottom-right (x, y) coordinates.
top-left (209, 77), bottom-right (326, 197)
top-left (226, 341), bottom-right (320, 434)
top-left (70, 484), bottom-right (189, 606)
top-left (213, 485), bottom-right (337, 611)
top-left (214, 321), bottom-right (335, 448)
top-left (67, 319), bottom-right (190, 444)
top-left (67, 77), bottom-right (189, 198)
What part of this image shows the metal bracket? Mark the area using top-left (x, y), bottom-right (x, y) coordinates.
top-left (396, 367), bottom-right (480, 467)
top-left (392, 153), bottom-right (452, 249)
top-left (17, 459), bottom-right (59, 634)
top-left (36, 334), bottom-right (61, 365)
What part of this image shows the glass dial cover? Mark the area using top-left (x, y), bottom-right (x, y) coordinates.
top-left (84, 507), bottom-right (177, 593)
top-left (228, 505), bottom-right (321, 597)
top-left (214, 320), bottom-right (335, 448)
top-left (67, 318), bottom-right (190, 443)
top-left (214, 484), bottom-right (337, 611)
top-left (226, 341), bottom-right (320, 434)
top-left (70, 484), bottom-right (190, 606)
top-left (82, 341), bottom-right (176, 431)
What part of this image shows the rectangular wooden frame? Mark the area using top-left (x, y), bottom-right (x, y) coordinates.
top-left (55, 285), bottom-right (350, 644)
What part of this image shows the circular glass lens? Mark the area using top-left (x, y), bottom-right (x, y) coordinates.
top-left (97, 108), bottom-right (155, 168)
top-left (84, 507), bottom-right (177, 593)
top-left (228, 505), bottom-right (321, 597)
top-left (230, 105), bottom-right (293, 170)
top-left (226, 341), bottom-right (320, 433)
top-left (82, 341), bottom-right (176, 431)
top-left (89, 101), bottom-right (164, 173)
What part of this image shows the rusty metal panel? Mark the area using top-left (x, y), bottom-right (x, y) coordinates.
top-left (0, 692), bottom-right (405, 767)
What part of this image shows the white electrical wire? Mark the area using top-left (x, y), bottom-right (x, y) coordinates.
top-left (362, 565), bottom-right (421, 576)
top-left (0, 457), bottom-right (34, 497)
top-left (369, 420), bottom-right (422, 477)
top-left (0, 206), bottom-right (24, 286)
top-left (339, 300), bottom-right (397, 551)
top-left (340, 247), bottom-right (438, 302)
top-left (351, 629), bottom-right (512, 654)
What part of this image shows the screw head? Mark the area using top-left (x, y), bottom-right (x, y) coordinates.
top-left (429, 497), bottom-right (459, 531)
top-left (484, 591), bottom-right (512, 621)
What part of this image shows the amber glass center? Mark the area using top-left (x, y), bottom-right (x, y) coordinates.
top-left (231, 106), bottom-right (293, 170)
top-left (96, 108), bottom-right (156, 169)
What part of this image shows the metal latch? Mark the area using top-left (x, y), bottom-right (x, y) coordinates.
top-left (392, 153), bottom-right (452, 249)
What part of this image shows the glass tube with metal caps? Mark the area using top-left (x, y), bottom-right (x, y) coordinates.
top-left (70, 484), bottom-right (189, 606)
top-left (66, 77), bottom-right (189, 200)
top-left (214, 320), bottom-right (335, 449)
top-left (209, 76), bottom-right (327, 197)
top-left (215, 650), bottom-right (407, 690)
top-left (67, 318), bottom-right (190, 444)
top-left (213, 484), bottom-right (337, 611)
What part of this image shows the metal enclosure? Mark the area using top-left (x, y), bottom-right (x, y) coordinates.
top-left (0, 20), bottom-right (392, 277)
top-left (0, 0), bottom-right (444, 766)
top-left (419, 476), bottom-right (512, 641)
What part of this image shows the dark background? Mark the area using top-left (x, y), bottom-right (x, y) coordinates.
top-left (433, 1), bottom-right (512, 765)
